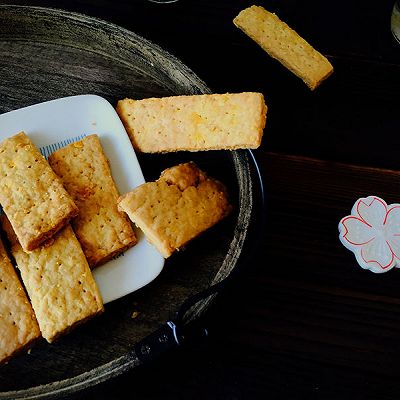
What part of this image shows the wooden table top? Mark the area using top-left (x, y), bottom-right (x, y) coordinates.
top-left (2, 0), bottom-right (400, 399)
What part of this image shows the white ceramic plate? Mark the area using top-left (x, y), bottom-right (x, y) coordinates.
top-left (0, 94), bottom-right (165, 304)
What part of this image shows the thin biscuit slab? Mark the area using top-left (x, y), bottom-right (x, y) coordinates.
top-left (116, 92), bottom-right (267, 153)
top-left (0, 237), bottom-right (41, 364)
top-left (233, 5), bottom-right (333, 90)
top-left (48, 135), bottom-right (137, 268)
top-left (0, 132), bottom-right (78, 251)
top-left (1, 218), bottom-right (104, 343)
top-left (117, 162), bottom-right (232, 258)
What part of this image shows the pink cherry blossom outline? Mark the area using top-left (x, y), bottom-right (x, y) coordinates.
top-left (339, 196), bottom-right (400, 271)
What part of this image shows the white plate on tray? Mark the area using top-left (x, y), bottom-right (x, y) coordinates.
top-left (0, 94), bottom-right (165, 304)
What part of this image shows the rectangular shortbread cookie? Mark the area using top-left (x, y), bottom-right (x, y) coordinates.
top-left (233, 5), bottom-right (333, 90)
top-left (2, 218), bottom-right (104, 343)
top-left (48, 135), bottom-right (137, 268)
top-left (116, 92), bottom-right (267, 153)
top-left (0, 237), bottom-right (41, 364)
top-left (117, 162), bottom-right (232, 258)
top-left (0, 132), bottom-right (79, 251)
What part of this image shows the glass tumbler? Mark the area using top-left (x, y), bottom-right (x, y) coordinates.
top-left (147, 0), bottom-right (179, 3)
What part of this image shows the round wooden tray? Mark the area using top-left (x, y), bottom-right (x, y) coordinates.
top-left (0, 5), bottom-right (264, 398)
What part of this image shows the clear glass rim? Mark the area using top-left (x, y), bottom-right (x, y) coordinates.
top-left (146, 0), bottom-right (179, 3)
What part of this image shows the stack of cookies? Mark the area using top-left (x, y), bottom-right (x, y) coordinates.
top-left (0, 132), bottom-right (136, 362)
top-left (0, 90), bottom-right (268, 365)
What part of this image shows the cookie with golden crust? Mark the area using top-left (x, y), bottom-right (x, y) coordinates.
top-left (118, 162), bottom-right (232, 258)
top-left (48, 134), bottom-right (137, 268)
top-left (0, 237), bottom-right (41, 364)
top-left (0, 132), bottom-right (78, 252)
top-left (2, 218), bottom-right (104, 343)
top-left (233, 5), bottom-right (333, 90)
top-left (116, 92), bottom-right (267, 152)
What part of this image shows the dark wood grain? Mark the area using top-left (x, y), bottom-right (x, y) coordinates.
top-left (1, 0), bottom-right (400, 399)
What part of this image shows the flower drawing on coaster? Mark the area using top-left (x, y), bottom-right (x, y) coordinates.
top-left (338, 196), bottom-right (400, 273)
